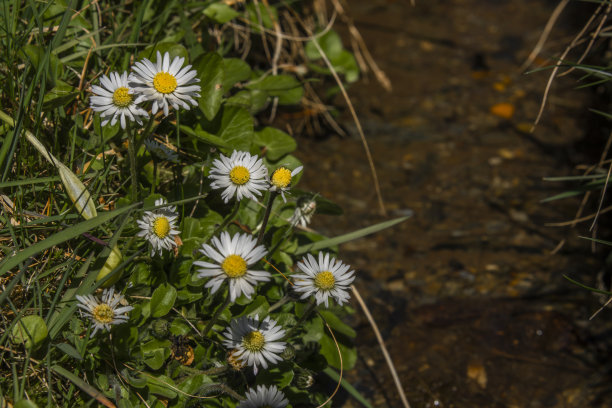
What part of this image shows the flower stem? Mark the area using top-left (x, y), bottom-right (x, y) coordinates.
top-left (126, 123), bottom-right (138, 202)
top-left (202, 292), bottom-right (231, 337)
top-left (283, 301), bottom-right (316, 340)
top-left (209, 201), bottom-right (240, 241)
top-left (257, 191), bottom-right (278, 245)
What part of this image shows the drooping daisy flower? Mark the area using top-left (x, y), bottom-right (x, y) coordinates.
top-left (293, 252), bottom-right (355, 307)
top-left (222, 315), bottom-right (286, 375)
top-left (89, 71), bottom-right (148, 129)
top-left (269, 165), bottom-right (303, 202)
top-left (209, 151), bottom-right (268, 203)
top-left (144, 138), bottom-right (179, 162)
top-left (129, 51), bottom-right (201, 116)
top-left (290, 196), bottom-right (317, 228)
top-left (136, 198), bottom-right (180, 256)
top-left (76, 287), bottom-right (133, 337)
top-left (194, 232), bottom-right (269, 301)
top-left (237, 385), bottom-right (289, 408)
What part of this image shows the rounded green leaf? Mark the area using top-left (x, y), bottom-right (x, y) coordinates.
top-left (254, 127), bottom-right (297, 161)
top-left (10, 315), bottom-right (48, 349)
top-left (204, 3), bottom-right (239, 23)
top-left (195, 52), bottom-right (225, 120)
top-left (150, 283), bottom-right (177, 318)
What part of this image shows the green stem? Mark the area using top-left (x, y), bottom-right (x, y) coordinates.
top-left (202, 293), bottom-right (231, 337)
top-left (209, 201), bottom-right (240, 240)
top-left (257, 191), bottom-right (278, 245)
top-left (284, 301), bottom-right (316, 340)
top-left (126, 123), bottom-right (137, 202)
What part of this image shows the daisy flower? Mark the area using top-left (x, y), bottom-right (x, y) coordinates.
top-left (269, 165), bottom-right (303, 202)
top-left (89, 71), bottom-right (148, 129)
top-left (293, 252), bottom-right (355, 307)
top-left (237, 385), bottom-right (289, 408)
top-left (76, 287), bottom-right (133, 336)
top-left (290, 196), bottom-right (317, 228)
top-left (209, 151), bottom-right (268, 203)
top-left (194, 232), bottom-right (269, 301)
top-left (129, 51), bottom-right (201, 116)
top-left (136, 198), bottom-right (180, 256)
top-left (222, 315), bottom-right (286, 375)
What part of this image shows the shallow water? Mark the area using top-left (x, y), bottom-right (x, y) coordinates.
top-left (293, 1), bottom-right (612, 406)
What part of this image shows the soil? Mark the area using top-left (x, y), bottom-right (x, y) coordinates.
top-left (292, 1), bottom-right (612, 407)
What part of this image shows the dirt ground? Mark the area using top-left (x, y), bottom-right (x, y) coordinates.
top-left (293, 1), bottom-right (612, 407)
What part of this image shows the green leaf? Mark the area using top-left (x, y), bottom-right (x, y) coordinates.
top-left (42, 80), bottom-right (78, 110)
top-left (246, 3), bottom-right (278, 31)
top-left (144, 348), bottom-right (168, 370)
top-left (223, 58), bottom-right (252, 90)
top-left (305, 30), bottom-right (344, 60)
top-left (319, 332), bottom-right (357, 370)
top-left (254, 127), bottom-right (297, 161)
top-left (203, 3), bottom-right (239, 23)
top-left (51, 365), bottom-right (115, 407)
top-left (331, 50), bottom-right (360, 83)
top-left (296, 215), bottom-right (410, 255)
top-left (218, 106), bottom-right (254, 151)
top-left (147, 374), bottom-right (178, 399)
top-left (14, 401), bottom-right (39, 408)
top-left (324, 367), bottom-right (374, 408)
top-left (180, 124), bottom-right (228, 149)
top-left (150, 283), bottom-right (178, 318)
top-left (56, 343), bottom-right (83, 360)
top-left (238, 295), bottom-right (270, 318)
top-left (255, 363), bottom-right (294, 388)
top-left (138, 43), bottom-right (189, 62)
top-left (10, 315), bottom-right (48, 349)
top-left (302, 316), bottom-right (324, 343)
top-left (247, 75), bottom-right (303, 105)
top-left (318, 310), bottom-right (356, 338)
top-left (0, 204), bottom-right (137, 278)
top-left (195, 52), bottom-right (225, 120)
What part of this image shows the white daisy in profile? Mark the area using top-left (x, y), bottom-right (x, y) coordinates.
top-left (136, 198), bottom-right (180, 256)
top-left (144, 138), bottom-right (179, 163)
top-left (209, 151), bottom-right (268, 203)
top-left (269, 165), bottom-right (303, 202)
top-left (194, 232), bottom-right (269, 301)
top-left (129, 51), bottom-right (201, 116)
top-left (237, 385), bottom-right (289, 408)
top-left (76, 287), bottom-right (133, 337)
top-left (222, 315), bottom-right (286, 375)
top-left (89, 71), bottom-right (148, 129)
top-left (290, 196), bottom-right (317, 228)
top-left (293, 252), bottom-right (355, 307)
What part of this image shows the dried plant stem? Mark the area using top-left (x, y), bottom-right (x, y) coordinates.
top-left (295, 17), bottom-right (387, 216)
top-left (351, 284), bottom-right (411, 408)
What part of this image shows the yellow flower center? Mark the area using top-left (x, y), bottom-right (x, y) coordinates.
top-left (153, 72), bottom-right (178, 94)
top-left (243, 330), bottom-right (265, 352)
top-left (152, 216), bottom-right (171, 239)
top-left (112, 87), bottom-right (133, 107)
top-left (221, 254), bottom-right (247, 278)
top-left (92, 304), bottom-right (114, 324)
top-left (229, 166), bottom-right (250, 185)
top-left (271, 167), bottom-right (292, 189)
top-left (314, 271), bottom-right (335, 290)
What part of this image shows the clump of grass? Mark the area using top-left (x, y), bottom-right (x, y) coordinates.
top-left (0, 1), bottom-right (407, 407)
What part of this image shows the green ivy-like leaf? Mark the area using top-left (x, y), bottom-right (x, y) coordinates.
top-left (254, 127), bottom-right (297, 161)
top-left (150, 283), bottom-right (177, 318)
top-left (10, 315), bottom-right (48, 349)
top-left (203, 3), bottom-right (239, 23)
top-left (223, 58), bottom-right (252, 90)
top-left (195, 52), bottom-right (225, 120)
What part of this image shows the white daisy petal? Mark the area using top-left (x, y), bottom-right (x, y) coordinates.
top-left (76, 288), bottom-right (133, 337)
top-left (129, 52), bottom-right (200, 117)
top-left (89, 71), bottom-right (148, 129)
top-left (223, 316), bottom-right (287, 377)
top-left (137, 198), bottom-right (180, 256)
top-left (195, 232), bottom-right (269, 301)
top-left (209, 150), bottom-right (268, 203)
top-left (293, 252), bottom-right (355, 308)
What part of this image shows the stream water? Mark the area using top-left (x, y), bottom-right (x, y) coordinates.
top-left (293, 1), bottom-right (612, 407)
